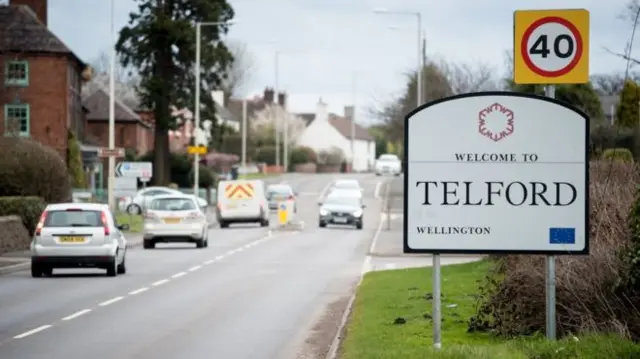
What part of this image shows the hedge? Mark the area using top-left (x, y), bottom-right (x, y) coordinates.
top-left (0, 196), bottom-right (47, 234)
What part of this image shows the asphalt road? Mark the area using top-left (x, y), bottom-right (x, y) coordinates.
top-left (0, 173), bottom-right (389, 359)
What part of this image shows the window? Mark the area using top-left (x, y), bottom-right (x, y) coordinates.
top-left (5, 61), bottom-right (29, 86)
top-left (4, 104), bottom-right (30, 137)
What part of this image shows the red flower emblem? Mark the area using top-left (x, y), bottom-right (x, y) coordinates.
top-left (478, 103), bottom-right (514, 142)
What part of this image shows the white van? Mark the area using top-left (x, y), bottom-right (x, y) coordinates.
top-left (216, 179), bottom-right (269, 228)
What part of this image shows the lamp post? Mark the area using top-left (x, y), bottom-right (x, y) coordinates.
top-left (194, 20), bottom-right (236, 196)
top-left (107, 0), bottom-right (116, 211)
top-left (374, 8), bottom-right (422, 107)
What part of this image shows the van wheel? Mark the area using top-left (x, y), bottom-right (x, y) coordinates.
top-left (219, 221), bottom-right (229, 228)
top-left (143, 240), bottom-right (155, 249)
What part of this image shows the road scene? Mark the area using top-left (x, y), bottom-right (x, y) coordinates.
top-left (2, 0), bottom-right (640, 358)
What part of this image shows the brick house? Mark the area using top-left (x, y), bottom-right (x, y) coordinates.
top-left (0, 0), bottom-right (93, 164)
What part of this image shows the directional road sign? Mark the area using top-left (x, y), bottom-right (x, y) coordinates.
top-left (513, 9), bottom-right (589, 84)
top-left (116, 161), bottom-right (153, 178)
top-left (98, 147), bottom-right (125, 158)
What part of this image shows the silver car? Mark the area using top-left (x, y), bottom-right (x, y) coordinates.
top-left (30, 203), bottom-right (128, 278)
top-left (266, 184), bottom-right (297, 212)
top-left (142, 194), bottom-right (209, 249)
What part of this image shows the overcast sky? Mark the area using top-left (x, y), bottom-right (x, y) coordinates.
top-left (48, 0), bottom-right (634, 123)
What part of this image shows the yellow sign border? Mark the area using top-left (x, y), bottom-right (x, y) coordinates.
top-left (513, 9), bottom-right (589, 84)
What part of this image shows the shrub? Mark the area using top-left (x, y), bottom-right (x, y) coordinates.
top-left (256, 146), bottom-right (276, 165)
top-left (67, 130), bottom-right (86, 188)
top-left (602, 148), bottom-right (634, 163)
top-left (317, 146), bottom-right (345, 166)
top-left (188, 165), bottom-right (217, 188)
top-left (290, 146), bottom-right (317, 165)
top-left (0, 215), bottom-right (31, 255)
top-left (0, 196), bottom-right (46, 234)
top-left (469, 161), bottom-right (640, 339)
top-left (0, 137), bottom-right (72, 202)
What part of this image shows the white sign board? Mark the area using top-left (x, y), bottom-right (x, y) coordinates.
top-left (114, 177), bottom-right (138, 197)
top-left (116, 161), bottom-right (153, 178)
top-left (404, 92), bottom-right (588, 254)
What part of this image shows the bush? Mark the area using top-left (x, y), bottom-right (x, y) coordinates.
top-left (0, 137), bottom-right (71, 202)
top-left (0, 215), bottom-right (31, 255)
top-left (317, 146), bottom-right (345, 166)
top-left (290, 146), bottom-right (317, 165)
top-left (188, 165), bottom-right (217, 188)
top-left (256, 145), bottom-right (276, 165)
top-left (67, 130), bottom-right (86, 188)
top-left (602, 148), bottom-right (634, 163)
top-left (0, 196), bottom-right (47, 234)
top-left (469, 161), bottom-right (640, 339)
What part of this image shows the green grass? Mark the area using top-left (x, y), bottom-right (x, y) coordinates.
top-left (340, 260), bottom-right (640, 359)
top-left (115, 213), bottom-right (142, 232)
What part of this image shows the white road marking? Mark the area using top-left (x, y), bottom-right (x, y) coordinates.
top-left (215, 255), bottom-right (224, 260)
top-left (129, 287), bottom-right (149, 295)
top-left (236, 248), bottom-right (244, 252)
top-left (62, 309), bottom-right (91, 321)
top-left (374, 181), bottom-right (382, 199)
top-left (203, 259), bottom-right (215, 265)
top-left (13, 325), bottom-right (52, 339)
top-left (152, 279), bottom-right (169, 286)
top-left (99, 296), bottom-right (124, 307)
top-left (317, 178), bottom-right (335, 202)
top-left (172, 271), bottom-right (187, 278)
top-left (188, 265), bottom-right (201, 272)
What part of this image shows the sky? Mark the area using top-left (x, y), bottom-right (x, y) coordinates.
top-left (45, 0), bottom-right (635, 124)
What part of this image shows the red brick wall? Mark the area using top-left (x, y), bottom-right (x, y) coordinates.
top-left (86, 121), bottom-right (152, 156)
top-left (0, 54), bottom-right (69, 161)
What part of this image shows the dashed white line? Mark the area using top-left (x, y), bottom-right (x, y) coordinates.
top-left (152, 279), bottom-right (169, 286)
top-left (99, 296), bottom-right (124, 307)
top-left (14, 325), bottom-right (52, 339)
top-left (129, 287), bottom-right (149, 295)
top-left (62, 309), bottom-right (91, 321)
top-left (188, 265), bottom-right (201, 272)
top-left (172, 271), bottom-right (187, 278)
top-left (374, 181), bottom-right (382, 199)
top-left (203, 259), bottom-right (214, 265)
top-left (215, 255), bottom-right (224, 260)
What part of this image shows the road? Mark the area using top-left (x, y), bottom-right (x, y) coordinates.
top-left (0, 173), bottom-right (389, 359)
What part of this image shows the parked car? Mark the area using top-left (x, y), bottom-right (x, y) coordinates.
top-left (126, 187), bottom-right (208, 215)
top-left (30, 203), bottom-right (128, 277)
top-left (142, 194), bottom-right (209, 249)
top-left (318, 191), bottom-right (365, 229)
top-left (375, 154), bottom-right (402, 176)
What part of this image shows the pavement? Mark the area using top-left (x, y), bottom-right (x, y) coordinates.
top-left (0, 173), bottom-right (393, 359)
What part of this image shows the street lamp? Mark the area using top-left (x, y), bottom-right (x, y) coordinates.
top-left (107, 0), bottom-right (116, 211)
top-left (194, 19), bottom-right (236, 196)
top-left (373, 7), bottom-right (422, 107)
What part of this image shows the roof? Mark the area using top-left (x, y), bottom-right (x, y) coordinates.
top-left (83, 87), bottom-right (150, 127)
top-left (227, 98), bottom-right (267, 122)
top-left (297, 113), bottom-right (315, 126)
top-left (0, 5), bottom-right (84, 67)
top-left (327, 114), bottom-right (374, 141)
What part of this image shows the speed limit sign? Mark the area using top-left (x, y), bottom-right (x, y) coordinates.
top-left (514, 9), bottom-right (589, 84)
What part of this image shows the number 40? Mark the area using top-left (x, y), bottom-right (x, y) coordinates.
top-left (529, 34), bottom-right (574, 59)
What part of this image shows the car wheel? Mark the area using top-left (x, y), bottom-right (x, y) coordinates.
top-left (127, 204), bottom-right (141, 215)
top-left (219, 221), bottom-right (229, 228)
top-left (356, 222), bottom-right (363, 230)
top-left (106, 255), bottom-right (118, 277)
top-left (31, 262), bottom-right (43, 278)
top-left (117, 253), bottom-right (127, 274)
top-left (196, 238), bottom-right (205, 248)
top-left (319, 221), bottom-right (326, 228)
top-left (42, 267), bottom-right (53, 276)
top-left (143, 240), bottom-right (155, 249)
top-left (260, 218), bottom-right (268, 227)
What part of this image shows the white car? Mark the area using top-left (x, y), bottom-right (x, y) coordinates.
top-left (142, 194), bottom-right (209, 249)
top-left (328, 179), bottom-right (363, 199)
top-left (375, 154), bottom-right (402, 176)
top-left (126, 187), bottom-right (208, 215)
top-left (30, 203), bottom-right (128, 277)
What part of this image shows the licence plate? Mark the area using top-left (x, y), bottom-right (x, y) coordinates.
top-left (227, 203), bottom-right (238, 209)
top-left (59, 236), bottom-right (86, 243)
top-left (333, 217), bottom-right (348, 223)
top-left (163, 217), bottom-right (181, 224)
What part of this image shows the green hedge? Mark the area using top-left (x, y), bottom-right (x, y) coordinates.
top-left (0, 196), bottom-right (46, 234)
top-left (602, 148), bottom-right (634, 163)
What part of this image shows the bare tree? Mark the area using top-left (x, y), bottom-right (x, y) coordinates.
top-left (220, 40), bottom-right (256, 98)
top-left (83, 50), bottom-right (140, 107)
top-left (439, 60), bottom-right (499, 94)
top-left (591, 73), bottom-right (630, 95)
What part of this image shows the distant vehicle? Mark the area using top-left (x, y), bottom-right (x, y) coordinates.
top-left (142, 194), bottom-right (209, 249)
top-left (126, 187), bottom-right (208, 215)
top-left (266, 184), bottom-right (297, 212)
top-left (375, 154), bottom-right (402, 176)
top-left (216, 180), bottom-right (269, 228)
top-left (331, 179), bottom-right (363, 192)
top-left (326, 188), bottom-right (362, 200)
top-left (318, 193), bottom-right (365, 229)
top-left (30, 203), bottom-right (128, 278)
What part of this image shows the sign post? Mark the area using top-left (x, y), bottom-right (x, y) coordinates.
top-left (514, 8), bottom-right (589, 340)
top-left (404, 92), bottom-right (589, 348)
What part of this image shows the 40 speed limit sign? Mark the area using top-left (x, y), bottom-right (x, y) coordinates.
top-left (514, 9), bottom-right (590, 84)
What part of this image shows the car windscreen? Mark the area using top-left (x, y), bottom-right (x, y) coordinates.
top-left (334, 181), bottom-right (359, 188)
top-left (149, 198), bottom-right (197, 211)
top-left (378, 155), bottom-right (398, 161)
top-left (44, 210), bottom-right (102, 227)
top-left (324, 196), bottom-right (360, 207)
top-left (267, 186), bottom-right (291, 198)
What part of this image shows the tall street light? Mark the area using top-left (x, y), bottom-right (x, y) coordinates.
top-left (107, 0), bottom-right (116, 211)
top-left (274, 49), bottom-right (303, 172)
top-left (194, 19), bottom-right (236, 196)
top-left (373, 7), bottom-right (422, 107)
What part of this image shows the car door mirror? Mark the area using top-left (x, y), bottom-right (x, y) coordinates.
top-left (117, 223), bottom-right (130, 231)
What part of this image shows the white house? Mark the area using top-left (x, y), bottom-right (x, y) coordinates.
top-left (296, 98), bottom-right (376, 172)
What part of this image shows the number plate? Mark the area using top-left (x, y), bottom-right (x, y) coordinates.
top-left (163, 217), bottom-right (181, 224)
top-left (333, 217), bottom-right (348, 223)
top-left (59, 236), bottom-right (86, 243)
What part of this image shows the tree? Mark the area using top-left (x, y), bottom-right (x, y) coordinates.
top-left (250, 105), bottom-right (307, 146)
top-left (591, 73), bottom-right (627, 95)
top-left (83, 51), bottom-right (140, 106)
top-left (116, 0), bottom-right (235, 185)
top-left (220, 40), bottom-right (256, 98)
top-left (617, 80), bottom-right (640, 128)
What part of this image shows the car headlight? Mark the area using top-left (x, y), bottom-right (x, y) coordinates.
top-left (353, 209), bottom-right (363, 217)
top-left (319, 208), bottom-right (328, 216)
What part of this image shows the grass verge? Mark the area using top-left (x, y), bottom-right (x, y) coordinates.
top-left (115, 213), bottom-right (142, 232)
top-left (340, 260), bottom-right (640, 359)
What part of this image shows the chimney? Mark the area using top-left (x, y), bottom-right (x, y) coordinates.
top-left (315, 97), bottom-right (328, 122)
top-left (344, 105), bottom-right (354, 120)
top-left (277, 92), bottom-right (286, 107)
top-left (11, 0), bottom-right (47, 26)
top-left (263, 87), bottom-right (275, 104)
